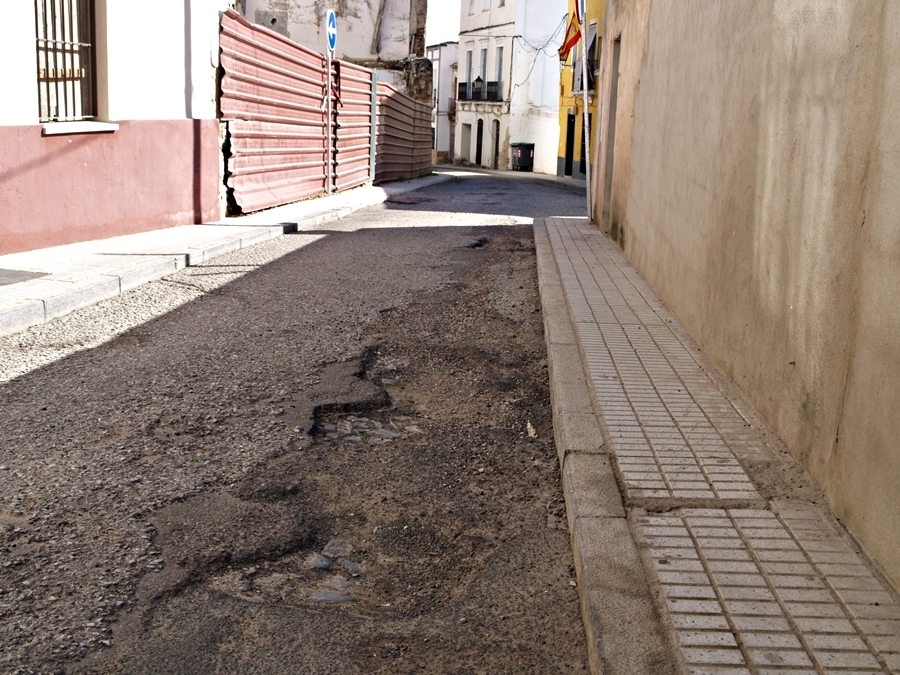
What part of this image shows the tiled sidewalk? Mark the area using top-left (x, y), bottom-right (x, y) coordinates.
top-left (537, 217), bottom-right (900, 675)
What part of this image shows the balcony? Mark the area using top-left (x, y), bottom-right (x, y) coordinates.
top-left (457, 78), bottom-right (503, 102)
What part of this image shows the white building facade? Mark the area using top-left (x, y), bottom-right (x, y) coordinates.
top-left (427, 41), bottom-right (458, 163)
top-left (454, 0), bottom-right (566, 174)
top-left (0, 0), bottom-right (231, 255)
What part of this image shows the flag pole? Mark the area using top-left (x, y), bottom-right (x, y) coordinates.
top-left (578, 0), bottom-right (592, 221)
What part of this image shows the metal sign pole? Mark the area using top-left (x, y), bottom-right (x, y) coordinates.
top-left (369, 71), bottom-right (378, 183)
top-left (325, 10), bottom-right (337, 195)
top-left (326, 46), bottom-right (333, 195)
top-left (579, 0), bottom-right (592, 221)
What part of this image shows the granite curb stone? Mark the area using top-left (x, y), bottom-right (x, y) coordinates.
top-left (535, 218), bottom-right (677, 675)
top-left (540, 215), bottom-right (900, 675)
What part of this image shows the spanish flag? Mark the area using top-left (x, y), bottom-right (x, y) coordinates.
top-left (558, 9), bottom-right (582, 63)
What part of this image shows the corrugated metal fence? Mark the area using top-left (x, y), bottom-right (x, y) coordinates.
top-left (219, 10), bottom-right (431, 214)
top-left (375, 82), bottom-right (433, 184)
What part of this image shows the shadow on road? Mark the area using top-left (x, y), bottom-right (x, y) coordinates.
top-left (0, 173), bottom-right (590, 674)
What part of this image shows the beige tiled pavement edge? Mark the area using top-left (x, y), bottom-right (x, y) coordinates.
top-left (536, 217), bottom-right (900, 675)
top-left (534, 220), bottom-right (681, 675)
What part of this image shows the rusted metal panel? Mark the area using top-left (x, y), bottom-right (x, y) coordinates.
top-left (220, 10), bottom-right (327, 212)
top-left (374, 82), bottom-right (433, 184)
top-left (334, 61), bottom-right (375, 192)
top-left (226, 119), bottom-right (327, 213)
top-left (220, 10), bottom-right (432, 210)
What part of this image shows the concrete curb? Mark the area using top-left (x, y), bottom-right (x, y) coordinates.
top-left (0, 176), bottom-right (450, 338)
top-left (534, 219), bottom-right (678, 675)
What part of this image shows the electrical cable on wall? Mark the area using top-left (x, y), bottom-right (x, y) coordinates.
top-left (509, 13), bottom-right (567, 101)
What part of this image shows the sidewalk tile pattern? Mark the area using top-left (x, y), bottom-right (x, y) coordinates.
top-left (545, 219), bottom-right (761, 502)
top-left (639, 505), bottom-right (900, 674)
top-left (541, 218), bottom-right (900, 675)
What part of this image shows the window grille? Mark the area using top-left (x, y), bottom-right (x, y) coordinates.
top-left (35, 0), bottom-right (95, 122)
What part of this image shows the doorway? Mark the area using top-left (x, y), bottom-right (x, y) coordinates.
top-left (564, 113), bottom-right (576, 176)
top-left (475, 119), bottom-right (484, 166)
top-left (579, 113), bottom-right (592, 176)
top-left (602, 39), bottom-right (621, 231)
top-left (492, 119), bottom-right (500, 169)
top-left (461, 123), bottom-right (472, 162)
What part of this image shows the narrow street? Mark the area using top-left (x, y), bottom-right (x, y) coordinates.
top-left (0, 175), bottom-right (590, 674)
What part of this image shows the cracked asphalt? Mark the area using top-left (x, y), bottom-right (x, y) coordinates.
top-left (0, 174), bottom-right (589, 674)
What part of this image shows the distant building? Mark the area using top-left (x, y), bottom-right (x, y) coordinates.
top-left (427, 41), bottom-right (459, 164)
top-left (556, 0), bottom-right (603, 179)
top-left (238, 0), bottom-right (431, 100)
top-left (454, 0), bottom-right (566, 174)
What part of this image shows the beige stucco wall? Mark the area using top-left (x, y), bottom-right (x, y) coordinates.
top-left (593, 0), bottom-right (900, 587)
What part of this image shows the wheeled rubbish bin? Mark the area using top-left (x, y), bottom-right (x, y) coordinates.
top-left (510, 143), bottom-right (535, 172)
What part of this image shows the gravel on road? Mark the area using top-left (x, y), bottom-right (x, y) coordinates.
top-left (0, 176), bottom-right (589, 674)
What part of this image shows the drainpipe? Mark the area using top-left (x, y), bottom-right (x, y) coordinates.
top-left (369, 71), bottom-right (379, 182)
top-left (327, 46), bottom-right (333, 195)
top-left (579, 0), bottom-right (592, 221)
top-left (371, 0), bottom-right (387, 54)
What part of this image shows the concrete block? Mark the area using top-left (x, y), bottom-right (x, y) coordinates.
top-left (541, 284), bottom-right (579, 346)
top-left (0, 301), bottom-right (45, 336)
top-left (185, 238), bottom-right (241, 265)
top-left (556, 410), bottom-right (606, 455)
top-left (571, 515), bottom-right (678, 675)
top-left (239, 229), bottom-right (272, 249)
top-left (43, 276), bottom-right (120, 320)
top-left (548, 342), bottom-right (595, 414)
top-left (117, 258), bottom-right (179, 293)
top-left (562, 453), bottom-right (625, 526)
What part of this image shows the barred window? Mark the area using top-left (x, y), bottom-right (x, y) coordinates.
top-left (35, 0), bottom-right (95, 122)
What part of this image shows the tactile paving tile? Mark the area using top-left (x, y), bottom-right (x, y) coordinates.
top-left (638, 507), bottom-right (900, 674)
top-left (546, 220), bottom-right (761, 502)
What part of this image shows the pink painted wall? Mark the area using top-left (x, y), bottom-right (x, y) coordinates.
top-left (0, 119), bottom-right (221, 255)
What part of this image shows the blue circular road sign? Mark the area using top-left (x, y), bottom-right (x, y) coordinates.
top-left (326, 10), bottom-right (337, 52)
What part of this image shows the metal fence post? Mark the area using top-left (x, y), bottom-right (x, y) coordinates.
top-left (326, 47), bottom-right (333, 195)
top-left (369, 71), bottom-right (379, 183)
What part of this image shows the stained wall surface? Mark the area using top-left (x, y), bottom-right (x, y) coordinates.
top-left (0, 121), bottom-right (221, 254)
top-left (592, 0), bottom-right (900, 587)
top-left (0, 1), bottom-right (230, 255)
top-left (242, 0), bottom-right (420, 61)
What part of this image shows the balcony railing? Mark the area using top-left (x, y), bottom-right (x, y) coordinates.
top-left (457, 80), bottom-right (503, 102)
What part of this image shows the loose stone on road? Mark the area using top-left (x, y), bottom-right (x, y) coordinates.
top-left (0, 175), bottom-right (589, 674)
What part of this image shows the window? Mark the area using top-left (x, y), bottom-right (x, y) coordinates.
top-left (468, 0), bottom-right (474, 15)
top-left (571, 42), bottom-right (579, 90)
top-left (479, 48), bottom-right (487, 82)
top-left (35, 0), bottom-right (96, 122)
top-left (586, 23), bottom-right (598, 91)
top-left (483, 0), bottom-right (490, 10)
top-left (458, 49), bottom-right (473, 99)
top-left (573, 22), bottom-right (598, 92)
top-left (498, 0), bottom-right (505, 5)
top-left (496, 46), bottom-right (504, 83)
